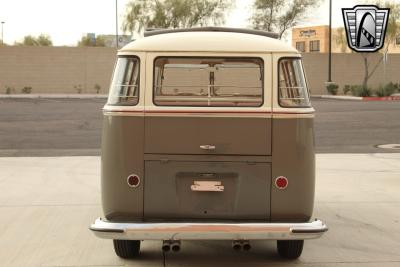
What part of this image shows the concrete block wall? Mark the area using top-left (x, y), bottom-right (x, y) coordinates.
top-left (302, 53), bottom-right (400, 95)
top-left (0, 47), bottom-right (117, 94)
top-left (1, 47), bottom-right (399, 95)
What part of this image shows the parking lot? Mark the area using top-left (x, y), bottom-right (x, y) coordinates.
top-left (0, 98), bottom-right (399, 266)
top-left (0, 98), bottom-right (399, 156)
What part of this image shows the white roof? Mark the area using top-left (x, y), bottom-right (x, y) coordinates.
top-left (119, 31), bottom-right (297, 53)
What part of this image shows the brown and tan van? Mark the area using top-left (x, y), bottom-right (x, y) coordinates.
top-left (90, 27), bottom-right (328, 260)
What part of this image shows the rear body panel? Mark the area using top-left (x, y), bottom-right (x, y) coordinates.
top-left (101, 115), bottom-right (144, 221)
top-left (144, 160), bottom-right (271, 220)
top-left (144, 116), bottom-right (271, 155)
top-left (271, 117), bottom-right (315, 222)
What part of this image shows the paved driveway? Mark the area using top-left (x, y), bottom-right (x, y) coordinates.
top-left (313, 99), bottom-right (400, 153)
top-left (0, 154), bottom-right (399, 266)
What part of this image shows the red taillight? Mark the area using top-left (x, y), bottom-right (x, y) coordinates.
top-left (275, 176), bottom-right (288, 190)
top-left (127, 174), bottom-right (140, 188)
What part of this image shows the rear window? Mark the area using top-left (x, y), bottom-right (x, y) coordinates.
top-left (107, 56), bottom-right (140, 106)
top-left (278, 58), bottom-right (311, 107)
top-left (153, 57), bottom-right (263, 107)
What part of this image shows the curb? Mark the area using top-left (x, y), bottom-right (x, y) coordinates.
top-left (312, 95), bottom-right (400, 101)
top-left (312, 95), bottom-right (362, 100)
top-left (362, 96), bottom-right (400, 101)
top-left (0, 94), bottom-right (108, 99)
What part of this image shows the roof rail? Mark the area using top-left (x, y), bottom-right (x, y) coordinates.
top-left (144, 27), bottom-right (279, 39)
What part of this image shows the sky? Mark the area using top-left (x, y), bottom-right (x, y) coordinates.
top-left (0, 0), bottom-right (363, 46)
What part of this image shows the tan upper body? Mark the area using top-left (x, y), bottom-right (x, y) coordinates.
top-left (119, 31), bottom-right (298, 54)
top-left (106, 29), bottom-right (313, 115)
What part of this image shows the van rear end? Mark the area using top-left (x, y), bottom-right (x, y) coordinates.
top-left (90, 28), bottom-right (327, 260)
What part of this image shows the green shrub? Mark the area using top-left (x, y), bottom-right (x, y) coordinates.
top-left (94, 83), bottom-right (101, 94)
top-left (376, 82), bottom-right (397, 97)
top-left (5, 86), bottom-right (15, 94)
top-left (326, 82), bottom-right (339, 95)
top-left (350, 85), bottom-right (372, 97)
top-left (393, 83), bottom-right (398, 92)
top-left (21, 86), bottom-right (32, 94)
top-left (74, 84), bottom-right (83, 94)
top-left (384, 82), bottom-right (396, 95)
top-left (395, 83), bottom-right (400, 92)
top-left (376, 85), bottom-right (385, 97)
top-left (343, 85), bottom-right (351, 95)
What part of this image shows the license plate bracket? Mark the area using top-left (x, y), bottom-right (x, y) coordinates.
top-left (191, 181), bottom-right (224, 192)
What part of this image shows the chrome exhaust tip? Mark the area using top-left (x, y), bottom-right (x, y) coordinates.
top-left (242, 241), bottom-right (251, 251)
top-left (162, 241), bottom-right (171, 252)
top-left (171, 241), bottom-right (181, 252)
top-left (232, 240), bottom-right (242, 251)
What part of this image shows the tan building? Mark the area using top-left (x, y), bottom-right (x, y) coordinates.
top-left (292, 25), bottom-right (400, 53)
top-left (292, 25), bottom-right (329, 53)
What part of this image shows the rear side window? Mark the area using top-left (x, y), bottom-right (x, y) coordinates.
top-left (278, 58), bottom-right (311, 107)
top-left (107, 57), bottom-right (140, 106)
top-left (153, 57), bottom-right (263, 107)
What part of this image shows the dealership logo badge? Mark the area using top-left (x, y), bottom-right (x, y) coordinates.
top-left (342, 5), bottom-right (390, 52)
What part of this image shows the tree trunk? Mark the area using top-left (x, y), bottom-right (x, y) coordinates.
top-left (362, 54), bottom-right (369, 89)
top-left (268, 0), bottom-right (275, 32)
top-left (361, 52), bottom-right (384, 89)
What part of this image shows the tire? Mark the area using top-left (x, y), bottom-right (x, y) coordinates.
top-left (277, 240), bottom-right (304, 259)
top-left (113, 239), bottom-right (141, 259)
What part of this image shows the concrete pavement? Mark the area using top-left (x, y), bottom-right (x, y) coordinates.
top-left (0, 154), bottom-right (399, 267)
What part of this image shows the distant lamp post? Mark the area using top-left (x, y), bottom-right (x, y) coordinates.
top-left (1, 21), bottom-right (4, 45)
top-left (327, 0), bottom-right (332, 82)
top-left (115, 0), bottom-right (119, 48)
top-left (325, 0), bottom-right (336, 95)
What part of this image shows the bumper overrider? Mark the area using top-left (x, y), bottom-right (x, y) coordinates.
top-left (90, 218), bottom-right (328, 240)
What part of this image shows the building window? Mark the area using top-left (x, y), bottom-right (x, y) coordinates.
top-left (296, 41), bottom-right (305, 52)
top-left (396, 36), bottom-right (400, 45)
top-left (309, 40), bottom-right (320, 52)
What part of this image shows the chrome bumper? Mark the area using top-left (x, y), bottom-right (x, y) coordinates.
top-left (90, 218), bottom-right (328, 240)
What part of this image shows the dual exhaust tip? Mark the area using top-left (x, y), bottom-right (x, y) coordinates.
top-left (232, 240), bottom-right (251, 251)
top-left (162, 240), bottom-right (251, 252)
top-left (162, 240), bottom-right (181, 252)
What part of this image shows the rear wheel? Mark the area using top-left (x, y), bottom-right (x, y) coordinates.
top-left (277, 240), bottom-right (304, 259)
top-left (113, 239), bottom-right (141, 259)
